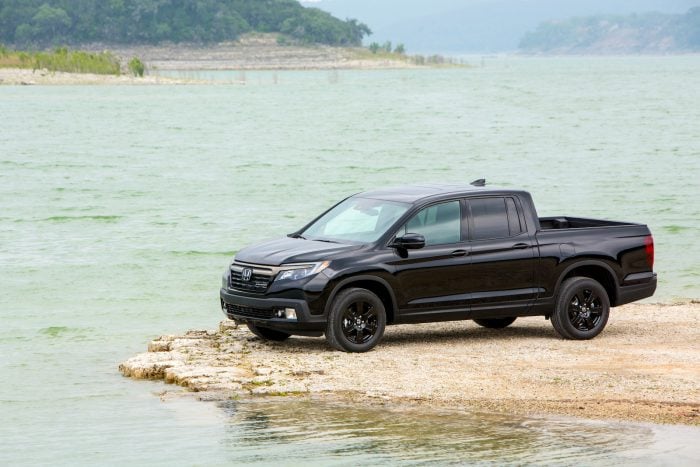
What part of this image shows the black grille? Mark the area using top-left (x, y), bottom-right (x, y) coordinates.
top-left (230, 266), bottom-right (273, 294)
top-left (225, 303), bottom-right (275, 320)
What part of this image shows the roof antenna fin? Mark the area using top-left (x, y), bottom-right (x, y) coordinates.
top-left (470, 178), bottom-right (486, 187)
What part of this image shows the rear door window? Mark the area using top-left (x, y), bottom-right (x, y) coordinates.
top-left (470, 198), bottom-right (510, 240)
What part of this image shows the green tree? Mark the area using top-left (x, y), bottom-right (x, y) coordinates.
top-left (32, 3), bottom-right (71, 37)
top-left (394, 43), bottom-right (405, 54)
top-left (0, 0), bottom-right (371, 46)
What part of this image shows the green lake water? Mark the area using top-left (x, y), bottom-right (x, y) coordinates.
top-left (1, 56), bottom-right (699, 465)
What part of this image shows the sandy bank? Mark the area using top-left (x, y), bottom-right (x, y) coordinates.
top-left (0, 68), bottom-right (204, 85)
top-left (120, 302), bottom-right (700, 425)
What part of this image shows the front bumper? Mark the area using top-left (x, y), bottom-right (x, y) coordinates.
top-left (220, 288), bottom-right (326, 336)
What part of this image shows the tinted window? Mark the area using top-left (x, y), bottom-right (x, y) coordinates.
top-left (402, 200), bottom-right (461, 246)
top-left (471, 198), bottom-right (509, 240)
top-left (506, 198), bottom-right (523, 235)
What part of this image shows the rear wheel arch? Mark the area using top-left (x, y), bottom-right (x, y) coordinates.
top-left (556, 260), bottom-right (619, 306)
top-left (325, 275), bottom-right (397, 324)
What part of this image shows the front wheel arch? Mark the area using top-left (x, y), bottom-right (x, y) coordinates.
top-left (324, 275), bottom-right (397, 323)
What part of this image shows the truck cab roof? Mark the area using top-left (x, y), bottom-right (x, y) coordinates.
top-left (358, 183), bottom-right (523, 204)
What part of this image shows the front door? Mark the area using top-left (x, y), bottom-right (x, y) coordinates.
top-left (389, 200), bottom-right (472, 320)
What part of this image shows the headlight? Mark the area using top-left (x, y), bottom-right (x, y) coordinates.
top-left (275, 261), bottom-right (330, 282)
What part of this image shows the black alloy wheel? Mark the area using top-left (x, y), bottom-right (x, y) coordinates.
top-left (551, 277), bottom-right (610, 340)
top-left (341, 300), bottom-right (378, 344)
top-left (567, 289), bottom-right (604, 331)
top-left (326, 288), bottom-right (386, 352)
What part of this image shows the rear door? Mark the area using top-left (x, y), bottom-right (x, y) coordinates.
top-left (465, 196), bottom-right (538, 316)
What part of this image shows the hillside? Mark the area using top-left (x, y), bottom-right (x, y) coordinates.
top-left (519, 7), bottom-right (700, 54)
top-left (0, 0), bottom-right (370, 47)
top-left (309, 0), bottom-right (697, 53)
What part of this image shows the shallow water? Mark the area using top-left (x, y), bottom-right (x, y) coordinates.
top-left (1, 56), bottom-right (699, 465)
top-left (214, 398), bottom-right (700, 466)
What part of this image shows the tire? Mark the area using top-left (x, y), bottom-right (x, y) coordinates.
top-left (246, 323), bottom-right (290, 342)
top-left (473, 317), bottom-right (517, 329)
top-left (325, 287), bottom-right (386, 353)
top-left (551, 277), bottom-right (610, 340)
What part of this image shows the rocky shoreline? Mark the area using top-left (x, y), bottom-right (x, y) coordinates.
top-left (120, 302), bottom-right (700, 426)
top-left (88, 34), bottom-right (424, 71)
top-left (99, 40), bottom-right (419, 71)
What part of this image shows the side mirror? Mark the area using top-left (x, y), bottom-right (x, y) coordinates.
top-left (391, 233), bottom-right (426, 250)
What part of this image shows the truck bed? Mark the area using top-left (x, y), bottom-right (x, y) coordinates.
top-left (539, 216), bottom-right (637, 230)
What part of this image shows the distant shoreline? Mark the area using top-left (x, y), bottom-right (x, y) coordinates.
top-left (0, 37), bottom-right (454, 85)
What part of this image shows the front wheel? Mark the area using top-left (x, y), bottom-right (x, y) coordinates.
top-left (246, 323), bottom-right (290, 341)
top-left (473, 317), bottom-right (517, 329)
top-left (551, 277), bottom-right (610, 340)
top-left (325, 287), bottom-right (386, 352)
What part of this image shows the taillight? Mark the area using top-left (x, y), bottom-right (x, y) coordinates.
top-left (644, 235), bottom-right (654, 270)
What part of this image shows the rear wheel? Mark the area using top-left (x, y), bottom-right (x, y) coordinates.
top-left (551, 277), bottom-right (610, 340)
top-left (473, 317), bottom-right (517, 329)
top-left (325, 288), bottom-right (386, 353)
top-left (246, 323), bottom-right (290, 342)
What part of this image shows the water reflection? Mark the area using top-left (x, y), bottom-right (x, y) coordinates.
top-left (217, 398), bottom-right (699, 465)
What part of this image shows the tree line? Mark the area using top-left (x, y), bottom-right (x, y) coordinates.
top-left (0, 0), bottom-right (372, 47)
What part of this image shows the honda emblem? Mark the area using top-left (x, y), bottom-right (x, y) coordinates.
top-left (241, 268), bottom-right (253, 282)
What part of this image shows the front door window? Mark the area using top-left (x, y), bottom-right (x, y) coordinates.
top-left (401, 200), bottom-right (462, 246)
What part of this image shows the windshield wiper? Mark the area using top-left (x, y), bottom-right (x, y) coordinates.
top-left (288, 233), bottom-right (306, 239)
top-left (314, 238), bottom-right (341, 244)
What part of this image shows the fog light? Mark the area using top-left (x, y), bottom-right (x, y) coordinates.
top-left (284, 308), bottom-right (297, 320)
top-left (276, 309), bottom-right (285, 318)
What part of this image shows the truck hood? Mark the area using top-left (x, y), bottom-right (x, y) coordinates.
top-left (234, 237), bottom-right (361, 265)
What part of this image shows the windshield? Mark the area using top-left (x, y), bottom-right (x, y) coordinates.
top-left (302, 197), bottom-right (410, 244)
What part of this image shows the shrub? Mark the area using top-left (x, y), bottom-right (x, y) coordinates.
top-left (32, 48), bottom-right (120, 74)
top-left (128, 57), bottom-right (145, 77)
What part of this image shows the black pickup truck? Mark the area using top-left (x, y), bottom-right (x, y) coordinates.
top-left (220, 182), bottom-right (656, 352)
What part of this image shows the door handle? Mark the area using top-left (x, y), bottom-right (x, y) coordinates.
top-left (451, 249), bottom-right (468, 257)
top-left (512, 243), bottom-right (529, 249)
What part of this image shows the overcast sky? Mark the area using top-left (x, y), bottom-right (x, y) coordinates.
top-left (302, 0), bottom-right (699, 52)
